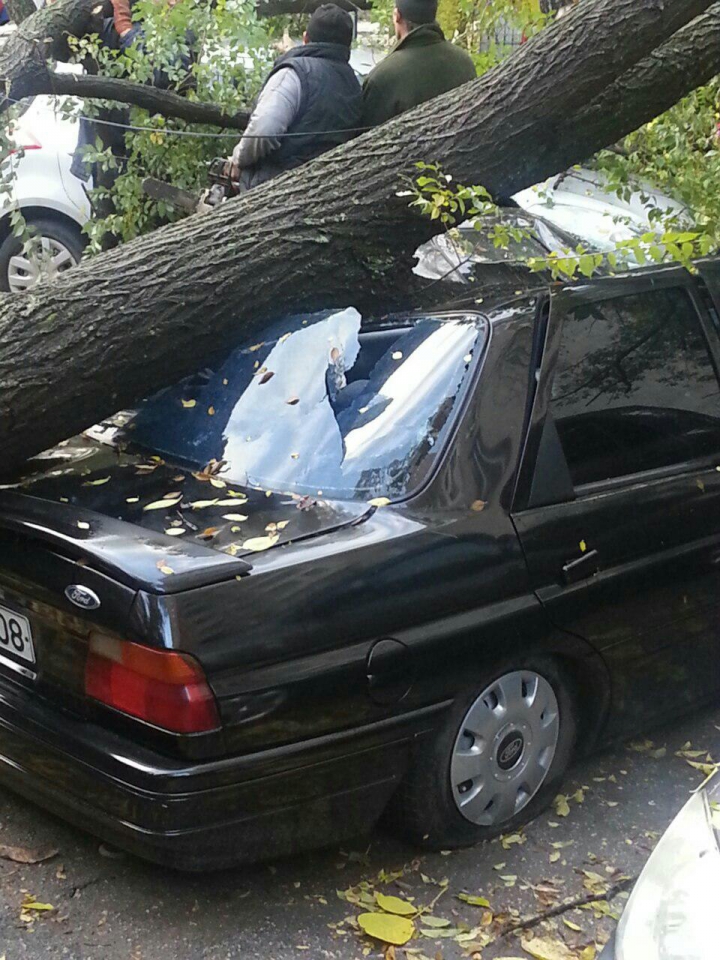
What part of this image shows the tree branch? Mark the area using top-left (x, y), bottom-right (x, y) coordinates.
top-left (500, 877), bottom-right (637, 938)
top-left (256, 0), bottom-right (371, 14)
top-left (46, 72), bottom-right (250, 131)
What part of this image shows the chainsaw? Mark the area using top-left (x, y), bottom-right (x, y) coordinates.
top-left (142, 157), bottom-right (239, 214)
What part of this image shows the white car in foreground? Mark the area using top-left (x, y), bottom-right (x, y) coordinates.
top-left (600, 771), bottom-right (720, 960)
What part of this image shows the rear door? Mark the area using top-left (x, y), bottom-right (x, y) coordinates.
top-left (512, 269), bottom-right (720, 737)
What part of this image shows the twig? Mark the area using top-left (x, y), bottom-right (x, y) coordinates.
top-left (500, 876), bottom-right (637, 937)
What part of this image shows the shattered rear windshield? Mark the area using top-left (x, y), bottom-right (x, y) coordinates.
top-left (123, 309), bottom-right (487, 502)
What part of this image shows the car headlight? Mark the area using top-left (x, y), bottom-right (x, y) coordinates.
top-left (616, 778), bottom-right (720, 960)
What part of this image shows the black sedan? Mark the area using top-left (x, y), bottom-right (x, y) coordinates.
top-left (0, 258), bottom-right (719, 869)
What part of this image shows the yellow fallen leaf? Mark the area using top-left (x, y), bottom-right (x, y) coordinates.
top-left (208, 406), bottom-right (215, 416)
top-left (550, 851), bottom-right (560, 863)
top-left (77, 521), bottom-right (90, 530)
top-left (222, 514), bottom-right (248, 522)
top-left (522, 936), bottom-right (576, 960)
top-left (189, 499), bottom-right (219, 509)
top-left (164, 528), bottom-right (186, 537)
top-left (357, 912), bottom-right (414, 946)
top-left (215, 498), bottom-right (248, 506)
top-left (368, 497), bottom-right (391, 507)
top-left (181, 399), bottom-right (196, 408)
top-left (143, 498), bottom-right (182, 511)
top-left (83, 476), bottom-right (110, 486)
top-left (156, 560), bottom-right (174, 575)
top-left (686, 759), bottom-right (718, 777)
top-left (457, 893), bottom-right (490, 907)
top-left (242, 535), bottom-right (279, 552)
top-left (563, 918), bottom-right (582, 932)
top-left (471, 499), bottom-right (487, 512)
top-left (375, 892), bottom-right (416, 916)
top-left (209, 478), bottom-right (226, 489)
top-left (22, 899), bottom-right (54, 912)
top-left (126, 497), bottom-right (139, 503)
top-left (553, 794), bottom-right (570, 817)
top-left (579, 539), bottom-right (587, 553)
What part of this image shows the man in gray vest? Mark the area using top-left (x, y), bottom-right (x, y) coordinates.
top-left (230, 5), bottom-right (362, 190)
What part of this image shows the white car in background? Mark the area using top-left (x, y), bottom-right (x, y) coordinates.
top-left (513, 167), bottom-right (689, 248)
top-left (1, 92), bottom-right (90, 292)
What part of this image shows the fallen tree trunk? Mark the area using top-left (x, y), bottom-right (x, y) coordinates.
top-left (0, 0), bottom-right (714, 474)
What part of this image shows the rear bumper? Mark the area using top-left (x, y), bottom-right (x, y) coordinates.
top-left (0, 676), bottom-right (446, 870)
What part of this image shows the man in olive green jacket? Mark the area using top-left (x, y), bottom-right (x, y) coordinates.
top-left (361, 0), bottom-right (476, 128)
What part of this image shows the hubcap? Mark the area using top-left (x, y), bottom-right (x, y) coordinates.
top-left (8, 235), bottom-right (78, 292)
top-left (450, 670), bottom-right (560, 826)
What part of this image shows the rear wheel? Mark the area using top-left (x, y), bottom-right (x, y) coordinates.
top-left (391, 660), bottom-right (577, 849)
top-left (0, 217), bottom-right (85, 293)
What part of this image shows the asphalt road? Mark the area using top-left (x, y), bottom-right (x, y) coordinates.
top-left (0, 704), bottom-right (718, 960)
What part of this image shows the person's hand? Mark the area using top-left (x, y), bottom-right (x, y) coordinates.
top-left (228, 150), bottom-right (241, 184)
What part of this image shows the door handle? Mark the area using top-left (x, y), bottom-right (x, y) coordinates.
top-left (562, 549), bottom-right (600, 585)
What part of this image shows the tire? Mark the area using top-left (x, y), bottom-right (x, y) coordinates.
top-left (389, 658), bottom-right (577, 850)
top-left (0, 216), bottom-right (85, 293)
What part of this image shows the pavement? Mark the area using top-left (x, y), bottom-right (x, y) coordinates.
top-left (0, 704), bottom-right (718, 960)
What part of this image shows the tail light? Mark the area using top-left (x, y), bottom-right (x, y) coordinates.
top-left (85, 633), bottom-right (220, 734)
top-left (8, 133), bottom-right (42, 156)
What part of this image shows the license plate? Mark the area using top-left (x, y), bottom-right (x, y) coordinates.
top-left (0, 604), bottom-right (35, 664)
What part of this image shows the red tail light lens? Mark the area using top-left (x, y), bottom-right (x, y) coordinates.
top-left (85, 634), bottom-right (220, 734)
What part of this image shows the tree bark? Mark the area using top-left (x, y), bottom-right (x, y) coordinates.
top-left (0, 0), bottom-right (714, 474)
top-left (4, 0), bottom-right (38, 25)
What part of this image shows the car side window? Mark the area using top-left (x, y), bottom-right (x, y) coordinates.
top-left (549, 288), bottom-right (720, 487)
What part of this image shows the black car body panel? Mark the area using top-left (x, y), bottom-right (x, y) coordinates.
top-left (0, 265), bottom-right (718, 866)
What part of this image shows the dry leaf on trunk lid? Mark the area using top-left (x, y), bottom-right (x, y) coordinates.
top-left (242, 535), bottom-right (279, 552)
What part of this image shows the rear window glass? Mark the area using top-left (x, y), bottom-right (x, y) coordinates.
top-left (123, 309), bottom-right (487, 502)
top-left (550, 288), bottom-right (720, 486)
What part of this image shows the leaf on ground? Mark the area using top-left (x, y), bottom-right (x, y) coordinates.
top-left (368, 497), bottom-right (391, 507)
top-left (164, 527), bottom-right (186, 537)
top-left (686, 759), bottom-right (718, 777)
top-left (189, 499), bottom-right (219, 509)
top-left (418, 916), bottom-right (450, 928)
top-left (553, 794), bottom-right (570, 817)
top-left (357, 912), bottom-right (414, 945)
top-left (521, 936), bottom-right (577, 960)
top-left (457, 893), bottom-right (490, 907)
top-left (0, 845), bottom-right (57, 864)
top-left (470, 499), bottom-right (487, 512)
top-left (562, 918), bottom-right (582, 932)
top-left (21, 897), bottom-right (54, 912)
top-left (181, 399), bottom-right (196, 408)
top-left (83, 477), bottom-right (110, 486)
top-left (222, 514), bottom-right (248, 522)
top-left (375, 893), bottom-right (416, 916)
top-left (156, 560), bottom-right (174, 575)
top-left (501, 832), bottom-right (526, 849)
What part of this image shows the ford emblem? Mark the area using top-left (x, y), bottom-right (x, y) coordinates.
top-left (65, 585), bottom-right (101, 611)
